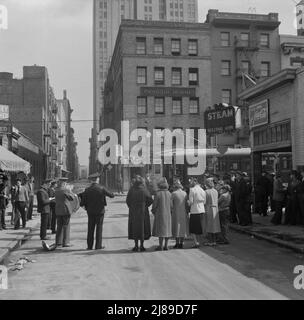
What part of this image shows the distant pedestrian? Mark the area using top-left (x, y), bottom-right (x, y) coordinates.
top-left (55, 179), bottom-right (77, 248)
top-left (204, 178), bottom-right (221, 246)
top-left (126, 175), bottom-right (153, 252)
top-left (255, 172), bottom-right (270, 216)
top-left (271, 173), bottom-right (286, 225)
top-left (218, 184), bottom-right (231, 244)
top-left (171, 180), bottom-right (188, 249)
top-left (188, 177), bottom-right (206, 248)
top-left (152, 178), bottom-right (172, 251)
top-left (37, 179), bottom-right (52, 240)
top-left (0, 173), bottom-right (9, 230)
top-left (117, 174), bottom-right (123, 194)
top-left (235, 172), bottom-right (252, 226)
top-left (80, 173), bottom-right (114, 250)
top-left (228, 173), bottom-right (238, 223)
top-left (48, 180), bottom-right (57, 234)
top-left (297, 170), bottom-right (304, 225)
top-left (14, 178), bottom-right (29, 229)
top-left (26, 176), bottom-right (35, 220)
top-left (285, 170), bottom-right (300, 225)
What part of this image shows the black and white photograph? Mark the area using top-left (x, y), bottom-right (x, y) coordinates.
top-left (1, 0), bottom-right (304, 306)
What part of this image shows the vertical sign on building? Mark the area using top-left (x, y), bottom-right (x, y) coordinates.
top-left (0, 105), bottom-right (9, 121)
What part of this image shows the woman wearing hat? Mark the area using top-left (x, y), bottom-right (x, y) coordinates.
top-left (218, 185), bottom-right (231, 244)
top-left (204, 178), bottom-right (221, 246)
top-left (152, 178), bottom-right (172, 251)
top-left (171, 180), bottom-right (188, 249)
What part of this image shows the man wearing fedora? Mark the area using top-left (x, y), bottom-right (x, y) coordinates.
top-left (37, 179), bottom-right (52, 240)
top-left (80, 173), bottom-right (114, 250)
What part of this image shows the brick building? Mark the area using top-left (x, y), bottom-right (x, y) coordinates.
top-left (103, 19), bottom-right (212, 189)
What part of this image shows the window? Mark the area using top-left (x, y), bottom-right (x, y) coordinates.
top-left (240, 33), bottom-right (249, 46)
top-left (241, 60), bottom-right (250, 74)
top-left (189, 98), bottom-right (199, 114)
top-left (189, 68), bottom-right (198, 85)
top-left (188, 39), bottom-right (198, 56)
top-left (154, 67), bottom-right (165, 85)
top-left (154, 38), bottom-right (164, 55)
top-left (221, 89), bottom-right (231, 104)
top-left (136, 37), bottom-right (146, 55)
top-left (172, 68), bottom-right (182, 85)
top-left (261, 62), bottom-right (270, 77)
top-left (172, 98), bottom-right (182, 114)
top-left (171, 39), bottom-right (181, 55)
top-left (137, 97), bottom-right (147, 114)
top-left (260, 34), bottom-right (269, 48)
top-left (221, 60), bottom-right (231, 76)
top-left (221, 32), bottom-right (230, 47)
top-left (155, 97), bottom-right (165, 114)
top-left (137, 67), bottom-right (147, 84)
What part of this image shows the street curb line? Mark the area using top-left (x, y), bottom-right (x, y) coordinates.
top-left (0, 223), bottom-right (39, 264)
top-left (229, 224), bottom-right (304, 254)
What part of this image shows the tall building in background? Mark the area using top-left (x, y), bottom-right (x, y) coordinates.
top-left (90, 0), bottom-right (198, 173)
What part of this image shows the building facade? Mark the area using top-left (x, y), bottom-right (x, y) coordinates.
top-left (90, 0), bottom-right (199, 174)
top-left (103, 19), bottom-right (211, 189)
top-left (239, 68), bottom-right (304, 183)
top-left (280, 34), bottom-right (304, 69)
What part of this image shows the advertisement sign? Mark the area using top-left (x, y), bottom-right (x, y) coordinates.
top-left (204, 106), bottom-right (236, 134)
top-left (249, 100), bottom-right (269, 129)
top-left (140, 87), bottom-right (196, 97)
top-left (0, 105), bottom-right (9, 121)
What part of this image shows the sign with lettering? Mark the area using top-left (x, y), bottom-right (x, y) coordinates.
top-left (0, 105), bottom-right (9, 120)
top-left (204, 107), bottom-right (236, 134)
top-left (249, 99), bottom-right (269, 129)
top-left (140, 87), bottom-right (196, 97)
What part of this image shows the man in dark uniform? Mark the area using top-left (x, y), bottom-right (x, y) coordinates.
top-left (80, 173), bottom-right (114, 250)
top-left (37, 179), bottom-right (52, 240)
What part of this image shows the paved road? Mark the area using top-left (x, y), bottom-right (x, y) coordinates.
top-left (1, 196), bottom-right (304, 300)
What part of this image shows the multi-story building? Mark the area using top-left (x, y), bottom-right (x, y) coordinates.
top-left (90, 0), bottom-right (198, 174)
top-left (280, 34), bottom-right (304, 69)
top-left (103, 19), bottom-right (211, 189)
top-left (205, 9), bottom-right (282, 173)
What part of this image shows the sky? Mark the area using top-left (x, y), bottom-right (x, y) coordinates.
top-left (0, 0), bottom-right (299, 166)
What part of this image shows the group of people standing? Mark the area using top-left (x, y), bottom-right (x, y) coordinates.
top-left (126, 175), bottom-right (232, 252)
top-left (0, 172), bottom-right (35, 231)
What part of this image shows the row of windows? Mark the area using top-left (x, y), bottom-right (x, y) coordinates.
top-left (221, 60), bottom-right (271, 77)
top-left (137, 67), bottom-right (199, 86)
top-left (220, 32), bottom-right (270, 48)
top-left (136, 37), bottom-right (198, 56)
top-left (253, 122), bottom-right (291, 147)
top-left (137, 97), bottom-right (200, 115)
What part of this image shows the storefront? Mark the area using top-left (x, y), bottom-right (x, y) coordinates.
top-left (239, 68), bottom-right (304, 183)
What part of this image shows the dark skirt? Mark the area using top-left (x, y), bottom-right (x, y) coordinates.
top-left (189, 214), bottom-right (203, 235)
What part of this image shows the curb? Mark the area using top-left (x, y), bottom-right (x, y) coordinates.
top-left (230, 224), bottom-right (304, 254)
top-left (0, 222), bottom-right (40, 264)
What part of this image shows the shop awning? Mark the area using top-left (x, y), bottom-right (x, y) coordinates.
top-left (0, 146), bottom-right (31, 174)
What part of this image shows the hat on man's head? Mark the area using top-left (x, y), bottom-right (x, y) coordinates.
top-left (88, 172), bottom-right (100, 180)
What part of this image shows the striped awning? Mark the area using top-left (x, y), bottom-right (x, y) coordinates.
top-left (0, 145), bottom-right (31, 174)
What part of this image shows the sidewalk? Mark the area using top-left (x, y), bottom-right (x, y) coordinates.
top-left (230, 213), bottom-right (304, 254)
top-left (0, 206), bottom-right (40, 264)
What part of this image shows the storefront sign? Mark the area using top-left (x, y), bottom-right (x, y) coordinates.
top-left (204, 107), bottom-right (236, 134)
top-left (249, 100), bottom-right (269, 129)
top-left (140, 87), bottom-right (196, 97)
top-left (0, 105), bottom-right (9, 121)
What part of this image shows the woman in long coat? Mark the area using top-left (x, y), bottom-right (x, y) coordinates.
top-left (171, 180), bottom-right (188, 249)
top-left (152, 178), bottom-right (172, 251)
top-left (205, 178), bottom-right (221, 246)
top-left (126, 175), bottom-right (153, 252)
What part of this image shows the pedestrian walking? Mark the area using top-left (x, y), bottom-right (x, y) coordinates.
top-left (117, 174), bottom-right (123, 194)
top-left (218, 184), bottom-right (231, 245)
top-left (271, 172), bottom-right (286, 225)
top-left (126, 175), bottom-right (153, 252)
top-left (80, 173), bottom-right (114, 250)
top-left (171, 180), bottom-right (188, 249)
top-left (284, 170), bottom-right (300, 225)
top-left (55, 178), bottom-right (76, 248)
top-left (228, 173), bottom-right (238, 223)
top-left (48, 180), bottom-right (57, 234)
top-left (0, 173), bottom-right (9, 230)
top-left (37, 179), bottom-right (52, 240)
top-left (14, 178), bottom-right (29, 229)
top-left (204, 178), bottom-right (221, 246)
top-left (255, 172), bottom-right (270, 216)
top-left (26, 176), bottom-right (35, 220)
top-left (152, 178), bottom-right (172, 251)
top-left (188, 177), bottom-right (206, 248)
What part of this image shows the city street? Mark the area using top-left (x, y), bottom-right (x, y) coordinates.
top-left (1, 196), bottom-right (304, 300)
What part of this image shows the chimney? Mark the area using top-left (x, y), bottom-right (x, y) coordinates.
top-left (63, 90), bottom-right (67, 100)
